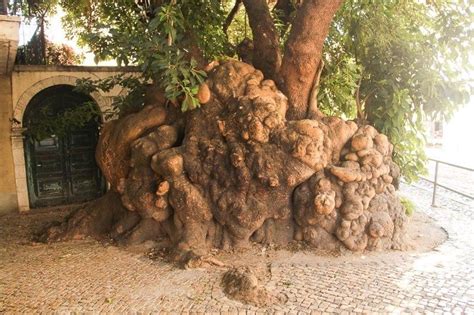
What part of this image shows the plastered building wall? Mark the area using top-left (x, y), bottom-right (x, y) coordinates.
top-left (0, 74), bottom-right (18, 213)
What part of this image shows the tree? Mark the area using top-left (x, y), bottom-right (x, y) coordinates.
top-left (40, 0), bottom-right (471, 261)
top-left (11, 0), bottom-right (84, 66)
top-left (319, 0), bottom-right (473, 181)
top-left (16, 37), bottom-right (84, 65)
top-left (10, 0), bottom-right (60, 64)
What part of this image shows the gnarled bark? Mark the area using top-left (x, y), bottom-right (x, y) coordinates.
top-left (278, 0), bottom-right (343, 120)
top-left (96, 105), bottom-right (169, 190)
top-left (42, 61), bottom-right (409, 259)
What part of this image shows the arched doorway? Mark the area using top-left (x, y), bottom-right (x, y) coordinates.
top-left (23, 85), bottom-right (105, 208)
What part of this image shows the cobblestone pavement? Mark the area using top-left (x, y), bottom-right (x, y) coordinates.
top-left (0, 184), bottom-right (473, 314)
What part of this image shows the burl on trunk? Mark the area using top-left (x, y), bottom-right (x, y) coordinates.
top-left (41, 61), bottom-right (408, 258)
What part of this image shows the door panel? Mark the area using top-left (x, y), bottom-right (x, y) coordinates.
top-left (24, 85), bottom-right (105, 208)
top-left (26, 129), bottom-right (103, 207)
top-left (35, 177), bottom-right (67, 200)
top-left (27, 136), bottom-right (68, 206)
top-left (66, 128), bottom-right (102, 203)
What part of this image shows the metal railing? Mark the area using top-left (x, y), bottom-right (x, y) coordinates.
top-left (421, 158), bottom-right (474, 206)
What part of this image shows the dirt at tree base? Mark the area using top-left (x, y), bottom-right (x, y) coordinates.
top-left (221, 266), bottom-right (288, 307)
top-left (40, 60), bottom-right (411, 262)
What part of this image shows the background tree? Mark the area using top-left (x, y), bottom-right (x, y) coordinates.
top-left (319, 0), bottom-right (473, 181)
top-left (16, 37), bottom-right (84, 65)
top-left (10, 0), bottom-right (59, 64)
top-left (10, 0), bottom-right (84, 65)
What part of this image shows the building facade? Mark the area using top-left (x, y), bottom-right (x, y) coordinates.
top-left (0, 14), bottom-right (137, 213)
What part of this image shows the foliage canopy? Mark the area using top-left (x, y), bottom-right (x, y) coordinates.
top-left (15, 0), bottom-right (474, 181)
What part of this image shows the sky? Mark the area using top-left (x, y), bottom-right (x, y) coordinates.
top-left (431, 101), bottom-right (474, 168)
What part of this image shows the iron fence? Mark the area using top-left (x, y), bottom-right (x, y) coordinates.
top-left (420, 158), bottom-right (474, 206)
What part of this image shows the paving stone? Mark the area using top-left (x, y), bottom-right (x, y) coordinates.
top-left (0, 183), bottom-right (472, 312)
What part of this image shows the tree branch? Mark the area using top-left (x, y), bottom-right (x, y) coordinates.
top-left (273, 0), bottom-right (294, 32)
top-left (278, 0), bottom-right (343, 120)
top-left (307, 59), bottom-right (325, 119)
top-left (223, 0), bottom-right (243, 35)
top-left (242, 0), bottom-right (282, 82)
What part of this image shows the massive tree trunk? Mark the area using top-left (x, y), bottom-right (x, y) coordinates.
top-left (279, 0), bottom-right (343, 120)
top-left (43, 60), bottom-right (408, 259)
top-left (41, 1), bottom-right (410, 262)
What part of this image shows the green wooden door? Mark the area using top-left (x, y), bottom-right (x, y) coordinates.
top-left (24, 85), bottom-right (105, 208)
top-left (25, 128), bottom-right (104, 207)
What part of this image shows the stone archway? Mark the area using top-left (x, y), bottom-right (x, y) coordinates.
top-left (13, 75), bottom-right (111, 126)
top-left (11, 76), bottom-right (112, 211)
